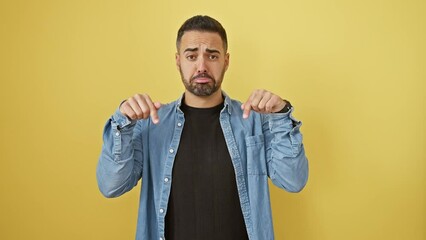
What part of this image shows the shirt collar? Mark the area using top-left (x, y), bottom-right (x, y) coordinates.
top-left (175, 91), bottom-right (232, 115)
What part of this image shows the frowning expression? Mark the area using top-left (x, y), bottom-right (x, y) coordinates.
top-left (176, 31), bottom-right (229, 96)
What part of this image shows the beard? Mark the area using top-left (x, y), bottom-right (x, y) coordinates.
top-left (179, 68), bottom-right (225, 96)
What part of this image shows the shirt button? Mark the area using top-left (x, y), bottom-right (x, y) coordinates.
top-left (115, 132), bottom-right (120, 136)
top-left (164, 177), bottom-right (169, 183)
top-left (159, 208), bottom-right (164, 213)
top-left (169, 148), bottom-right (174, 153)
top-left (177, 122), bottom-right (182, 127)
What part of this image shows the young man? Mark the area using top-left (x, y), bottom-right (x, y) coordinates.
top-left (97, 15), bottom-right (308, 240)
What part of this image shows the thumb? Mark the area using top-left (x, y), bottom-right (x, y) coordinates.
top-left (241, 102), bottom-right (251, 119)
top-left (154, 102), bottom-right (162, 109)
top-left (149, 102), bottom-right (162, 124)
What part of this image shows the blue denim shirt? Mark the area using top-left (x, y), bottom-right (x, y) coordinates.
top-left (97, 93), bottom-right (309, 240)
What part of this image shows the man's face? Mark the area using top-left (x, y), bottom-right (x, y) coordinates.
top-left (176, 31), bottom-right (229, 96)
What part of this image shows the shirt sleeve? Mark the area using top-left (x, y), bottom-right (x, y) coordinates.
top-left (96, 108), bottom-right (144, 198)
top-left (262, 107), bottom-right (309, 192)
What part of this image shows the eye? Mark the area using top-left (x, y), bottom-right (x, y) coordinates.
top-left (186, 55), bottom-right (196, 61)
top-left (209, 55), bottom-right (219, 60)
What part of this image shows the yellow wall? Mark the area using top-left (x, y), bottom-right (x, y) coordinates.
top-left (1, 0), bottom-right (424, 239)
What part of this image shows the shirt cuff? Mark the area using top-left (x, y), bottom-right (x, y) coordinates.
top-left (112, 108), bottom-right (136, 129)
top-left (268, 107), bottom-right (302, 130)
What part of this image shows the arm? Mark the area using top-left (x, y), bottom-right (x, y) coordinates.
top-left (263, 108), bottom-right (308, 192)
top-left (96, 110), bottom-right (143, 198)
top-left (96, 93), bottom-right (161, 198)
top-left (241, 89), bottom-right (309, 192)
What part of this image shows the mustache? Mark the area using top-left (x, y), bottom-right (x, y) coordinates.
top-left (191, 73), bottom-right (214, 81)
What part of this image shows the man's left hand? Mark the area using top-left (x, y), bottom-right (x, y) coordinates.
top-left (241, 89), bottom-right (286, 119)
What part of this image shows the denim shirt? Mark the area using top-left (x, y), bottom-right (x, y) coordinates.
top-left (97, 93), bottom-right (309, 240)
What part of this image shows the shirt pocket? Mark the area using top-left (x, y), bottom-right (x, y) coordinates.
top-left (245, 134), bottom-right (267, 175)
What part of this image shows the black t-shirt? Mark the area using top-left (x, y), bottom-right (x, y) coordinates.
top-left (165, 101), bottom-right (249, 240)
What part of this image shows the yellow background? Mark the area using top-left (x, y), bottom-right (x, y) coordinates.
top-left (1, 0), bottom-right (424, 239)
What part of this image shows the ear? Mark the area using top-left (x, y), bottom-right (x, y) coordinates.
top-left (224, 52), bottom-right (230, 71)
top-left (175, 53), bottom-right (181, 70)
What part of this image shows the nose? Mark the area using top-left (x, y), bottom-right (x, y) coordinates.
top-left (196, 57), bottom-right (207, 73)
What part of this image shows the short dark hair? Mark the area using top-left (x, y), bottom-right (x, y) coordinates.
top-left (176, 15), bottom-right (228, 52)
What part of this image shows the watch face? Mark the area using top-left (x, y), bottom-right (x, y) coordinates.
top-left (275, 100), bottom-right (292, 113)
top-left (286, 106), bottom-right (291, 112)
top-left (285, 101), bottom-right (292, 113)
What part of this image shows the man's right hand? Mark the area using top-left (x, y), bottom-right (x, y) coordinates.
top-left (119, 94), bottom-right (162, 124)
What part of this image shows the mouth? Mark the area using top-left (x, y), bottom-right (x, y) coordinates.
top-left (192, 73), bottom-right (214, 84)
top-left (194, 78), bottom-right (212, 84)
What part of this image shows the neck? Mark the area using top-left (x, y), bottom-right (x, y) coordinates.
top-left (183, 89), bottom-right (223, 108)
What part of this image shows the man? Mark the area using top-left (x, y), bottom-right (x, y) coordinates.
top-left (97, 15), bottom-right (308, 240)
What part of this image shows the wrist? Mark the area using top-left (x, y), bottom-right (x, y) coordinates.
top-left (274, 99), bottom-right (292, 113)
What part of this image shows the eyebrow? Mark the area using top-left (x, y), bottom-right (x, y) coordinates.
top-left (183, 47), bottom-right (221, 54)
top-left (206, 48), bottom-right (220, 54)
top-left (184, 47), bottom-right (198, 53)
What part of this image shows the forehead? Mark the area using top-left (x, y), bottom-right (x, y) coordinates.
top-left (179, 31), bottom-right (224, 52)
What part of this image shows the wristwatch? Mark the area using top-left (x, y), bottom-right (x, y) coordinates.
top-left (275, 100), bottom-right (292, 113)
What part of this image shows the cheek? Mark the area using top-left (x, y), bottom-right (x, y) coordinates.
top-left (182, 62), bottom-right (193, 70)
top-left (212, 63), bottom-right (226, 75)
top-left (179, 63), bottom-right (195, 77)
